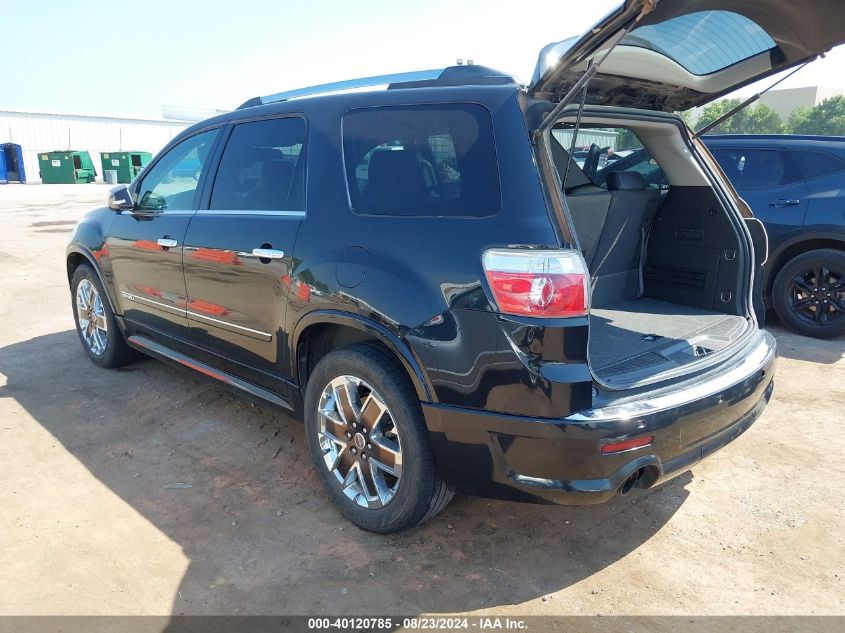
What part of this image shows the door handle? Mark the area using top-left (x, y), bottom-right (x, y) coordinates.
top-left (768, 199), bottom-right (800, 207)
top-left (157, 238), bottom-right (178, 248)
top-left (251, 248), bottom-right (285, 260)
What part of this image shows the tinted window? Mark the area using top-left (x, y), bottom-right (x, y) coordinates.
top-left (623, 11), bottom-right (775, 76)
top-left (710, 148), bottom-right (800, 189)
top-left (137, 129), bottom-right (219, 211)
top-left (210, 117), bottom-right (306, 212)
top-left (343, 104), bottom-right (500, 217)
top-left (791, 150), bottom-right (845, 181)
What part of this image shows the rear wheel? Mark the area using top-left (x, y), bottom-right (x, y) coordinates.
top-left (71, 264), bottom-right (138, 368)
top-left (772, 248), bottom-right (845, 339)
top-left (304, 343), bottom-right (452, 533)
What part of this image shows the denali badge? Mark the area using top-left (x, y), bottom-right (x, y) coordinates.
top-left (674, 227), bottom-right (703, 241)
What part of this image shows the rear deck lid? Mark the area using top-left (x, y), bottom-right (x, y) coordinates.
top-left (530, 0), bottom-right (845, 112)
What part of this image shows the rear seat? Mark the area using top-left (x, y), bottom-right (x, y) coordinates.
top-left (566, 171), bottom-right (660, 306)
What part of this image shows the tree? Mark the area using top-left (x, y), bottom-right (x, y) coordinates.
top-left (692, 100), bottom-right (734, 134)
top-left (678, 109), bottom-right (697, 129)
top-left (692, 99), bottom-right (785, 135)
top-left (742, 103), bottom-right (786, 134)
top-left (788, 95), bottom-right (845, 135)
top-left (615, 128), bottom-right (642, 151)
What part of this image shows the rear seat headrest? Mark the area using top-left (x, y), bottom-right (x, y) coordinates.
top-left (607, 171), bottom-right (647, 191)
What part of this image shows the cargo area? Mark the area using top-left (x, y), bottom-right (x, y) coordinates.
top-left (550, 114), bottom-right (752, 388)
top-left (589, 298), bottom-right (747, 387)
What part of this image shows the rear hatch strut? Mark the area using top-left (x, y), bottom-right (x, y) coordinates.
top-left (532, 0), bottom-right (656, 247)
top-left (693, 62), bottom-right (811, 138)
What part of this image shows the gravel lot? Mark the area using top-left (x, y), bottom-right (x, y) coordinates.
top-left (0, 184), bottom-right (843, 620)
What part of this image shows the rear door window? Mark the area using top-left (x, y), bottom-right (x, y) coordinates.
top-left (210, 117), bottom-right (307, 212)
top-left (343, 104), bottom-right (500, 217)
top-left (710, 148), bottom-right (801, 189)
top-left (790, 150), bottom-right (845, 182)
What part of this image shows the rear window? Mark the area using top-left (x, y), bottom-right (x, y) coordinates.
top-left (623, 11), bottom-right (776, 76)
top-left (343, 104), bottom-right (500, 217)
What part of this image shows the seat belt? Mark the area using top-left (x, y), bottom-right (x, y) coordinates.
top-left (637, 200), bottom-right (660, 298)
top-left (637, 223), bottom-right (649, 298)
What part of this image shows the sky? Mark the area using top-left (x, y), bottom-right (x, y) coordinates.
top-left (2, 0), bottom-right (845, 119)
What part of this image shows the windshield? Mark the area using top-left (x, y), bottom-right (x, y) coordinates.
top-left (622, 10), bottom-right (776, 76)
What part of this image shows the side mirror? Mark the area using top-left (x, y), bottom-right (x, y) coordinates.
top-left (108, 184), bottom-right (135, 211)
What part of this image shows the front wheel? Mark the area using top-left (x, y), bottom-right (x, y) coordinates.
top-left (772, 248), bottom-right (845, 339)
top-left (304, 343), bottom-right (453, 533)
top-left (71, 264), bottom-right (139, 368)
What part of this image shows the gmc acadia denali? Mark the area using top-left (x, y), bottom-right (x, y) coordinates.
top-left (67, 1), bottom-right (844, 532)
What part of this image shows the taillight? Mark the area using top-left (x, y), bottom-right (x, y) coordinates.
top-left (482, 249), bottom-right (589, 318)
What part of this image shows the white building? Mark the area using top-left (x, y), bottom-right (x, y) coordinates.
top-left (0, 110), bottom-right (193, 183)
top-left (758, 86), bottom-right (845, 120)
top-left (552, 128), bottom-right (620, 150)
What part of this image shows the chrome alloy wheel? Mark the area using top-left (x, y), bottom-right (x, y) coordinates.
top-left (76, 278), bottom-right (108, 356)
top-left (317, 375), bottom-right (402, 509)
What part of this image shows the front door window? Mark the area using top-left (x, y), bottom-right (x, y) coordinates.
top-left (137, 129), bottom-right (219, 211)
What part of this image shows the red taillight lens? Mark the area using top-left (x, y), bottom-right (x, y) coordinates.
top-left (601, 435), bottom-right (654, 455)
top-left (482, 249), bottom-right (589, 318)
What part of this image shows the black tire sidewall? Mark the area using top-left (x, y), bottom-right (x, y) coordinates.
top-left (70, 265), bottom-right (128, 367)
top-left (304, 345), bottom-right (436, 533)
top-left (772, 249), bottom-right (845, 339)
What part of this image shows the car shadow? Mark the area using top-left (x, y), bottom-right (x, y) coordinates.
top-left (765, 322), bottom-right (845, 364)
top-left (0, 330), bottom-right (691, 615)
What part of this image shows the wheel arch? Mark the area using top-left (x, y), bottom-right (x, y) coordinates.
top-left (767, 234), bottom-right (845, 296)
top-left (66, 246), bottom-right (120, 315)
top-left (292, 310), bottom-right (434, 403)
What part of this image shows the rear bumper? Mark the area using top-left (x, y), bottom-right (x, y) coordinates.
top-left (423, 330), bottom-right (776, 504)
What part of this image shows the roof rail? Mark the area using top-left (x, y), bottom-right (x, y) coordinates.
top-left (245, 69), bottom-right (444, 109)
top-left (236, 65), bottom-right (517, 110)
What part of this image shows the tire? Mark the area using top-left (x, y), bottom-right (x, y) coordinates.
top-left (304, 343), bottom-right (453, 533)
top-left (71, 264), bottom-right (139, 368)
top-left (772, 248), bottom-right (845, 339)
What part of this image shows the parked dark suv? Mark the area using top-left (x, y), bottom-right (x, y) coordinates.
top-left (67, 1), bottom-right (843, 532)
top-left (706, 135), bottom-right (845, 339)
top-left (597, 134), bottom-right (845, 338)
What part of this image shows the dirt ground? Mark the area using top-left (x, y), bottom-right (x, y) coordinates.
top-left (0, 184), bottom-right (843, 619)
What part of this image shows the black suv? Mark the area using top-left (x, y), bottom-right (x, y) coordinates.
top-left (67, 2), bottom-right (843, 532)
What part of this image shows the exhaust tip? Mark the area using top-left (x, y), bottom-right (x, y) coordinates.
top-left (619, 469), bottom-right (642, 496)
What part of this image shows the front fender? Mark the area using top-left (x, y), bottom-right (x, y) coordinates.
top-left (66, 207), bottom-right (119, 314)
top-left (66, 245), bottom-right (121, 316)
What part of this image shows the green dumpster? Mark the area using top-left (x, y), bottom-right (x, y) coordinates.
top-left (100, 151), bottom-right (152, 183)
top-left (37, 151), bottom-right (97, 184)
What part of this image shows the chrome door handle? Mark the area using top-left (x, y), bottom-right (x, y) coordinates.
top-left (768, 199), bottom-right (800, 207)
top-left (157, 238), bottom-right (178, 248)
top-left (251, 248), bottom-right (285, 259)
